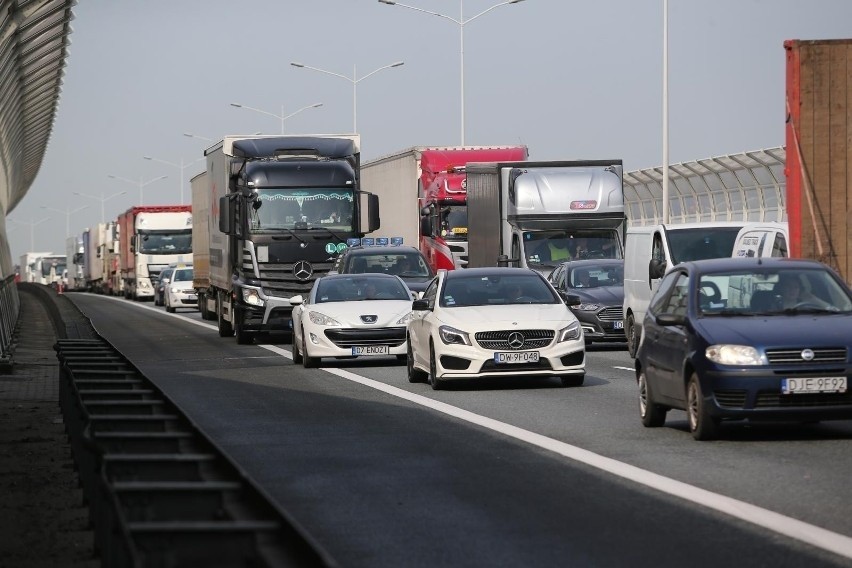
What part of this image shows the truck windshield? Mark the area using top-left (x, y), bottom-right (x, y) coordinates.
top-left (439, 205), bottom-right (467, 240)
top-left (250, 188), bottom-right (354, 233)
top-left (667, 227), bottom-right (742, 263)
top-left (139, 230), bottom-right (192, 254)
top-left (523, 230), bottom-right (622, 269)
top-left (41, 260), bottom-right (66, 277)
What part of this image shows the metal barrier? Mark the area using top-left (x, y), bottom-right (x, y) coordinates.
top-left (0, 275), bottom-right (21, 368)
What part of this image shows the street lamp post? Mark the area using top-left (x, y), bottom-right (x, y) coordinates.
top-left (229, 102), bottom-right (323, 134)
top-left (143, 155), bottom-right (205, 205)
top-left (9, 217), bottom-right (50, 251)
top-left (379, 0), bottom-right (526, 145)
top-left (107, 174), bottom-right (168, 206)
top-left (40, 204), bottom-right (89, 238)
top-left (291, 61), bottom-right (404, 132)
top-left (73, 190), bottom-right (127, 223)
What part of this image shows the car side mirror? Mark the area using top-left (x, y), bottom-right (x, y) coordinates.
top-left (412, 299), bottom-right (430, 311)
top-left (655, 313), bottom-right (686, 326)
top-left (289, 295), bottom-right (304, 306)
top-left (564, 293), bottom-right (582, 307)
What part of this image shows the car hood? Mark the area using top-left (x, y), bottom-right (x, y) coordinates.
top-left (570, 285), bottom-right (623, 305)
top-left (309, 300), bottom-right (411, 327)
top-left (436, 304), bottom-right (577, 330)
top-left (694, 314), bottom-right (852, 347)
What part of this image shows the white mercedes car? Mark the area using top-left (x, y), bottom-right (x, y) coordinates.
top-left (291, 273), bottom-right (415, 368)
top-left (407, 267), bottom-right (585, 390)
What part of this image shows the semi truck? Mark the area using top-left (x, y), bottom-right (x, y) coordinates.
top-left (18, 252), bottom-right (52, 283)
top-left (65, 236), bottom-right (85, 290)
top-left (194, 134), bottom-right (379, 344)
top-left (360, 146), bottom-right (528, 272)
top-left (117, 205), bottom-right (192, 300)
top-left (465, 160), bottom-right (625, 274)
top-left (785, 39), bottom-right (851, 284)
top-left (82, 223), bottom-right (118, 293)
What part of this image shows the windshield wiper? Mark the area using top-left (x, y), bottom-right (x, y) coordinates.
top-left (270, 228), bottom-right (307, 246)
top-left (305, 226), bottom-right (346, 243)
top-left (702, 310), bottom-right (753, 317)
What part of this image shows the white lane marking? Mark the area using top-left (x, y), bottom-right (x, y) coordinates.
top-left (97, 298), bottom-right (852, 560)
top-left (613, 366), bottom-right (633, 372)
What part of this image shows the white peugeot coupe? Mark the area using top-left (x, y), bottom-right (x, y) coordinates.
top-left (407, 267), bottom-right (585, 390)
top-left (291, 273), bottom-right (415, 368)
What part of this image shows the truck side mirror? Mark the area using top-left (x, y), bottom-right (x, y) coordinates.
top-left (219, 196), bottom-right (234, 234)
top-left (360, 193), bottom-right (380, 233)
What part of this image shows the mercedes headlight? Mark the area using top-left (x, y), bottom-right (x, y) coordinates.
top-left (309, 311), bottom-right (341, 326)
top-left (242, 287), bottom-right (265, 307)
top-left (557, 321), bottom-right (582, 342)
top-left (573, 303), bottom-right (601, 312)
top-left (439, 325), bottom-right (471, 346)
top-left (705, 345), bottom-right (766, 366)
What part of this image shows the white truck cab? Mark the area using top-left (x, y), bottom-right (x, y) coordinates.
top-left (731, 222), bottom-right (789, 259)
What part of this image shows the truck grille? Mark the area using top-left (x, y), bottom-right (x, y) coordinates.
top-left (242, 252), bottom-right (333, 298)
top-left (765, 347), bottom-right (847, 365)
top-left (475, 329), bottom-right (554, 350)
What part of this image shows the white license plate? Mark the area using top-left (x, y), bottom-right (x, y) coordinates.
top-left (352, 345), bottom-right (390, 356)
top-left (612, 321), bottom-right (624, 329)
top-left (782, 377), bottom-right (847, 394)
top-left (494, 351), bottom-right (540, 364)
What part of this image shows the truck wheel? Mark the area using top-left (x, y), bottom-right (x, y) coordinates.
top-left (234, 308), bottom-right (254, 345)
top-left (217, 292), bottom-right (233, 337)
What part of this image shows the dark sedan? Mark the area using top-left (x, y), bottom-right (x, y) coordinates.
top-left (548, 259), bottom-right (625, 344)
top-left (636, 258), bottom-right (852, 440)
top-left (329, 245), bottom-right (434, 294)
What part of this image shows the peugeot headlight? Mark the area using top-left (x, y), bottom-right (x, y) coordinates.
top-left (573, 303), bottom-right (601, 312)
top-left (557, 321), bottom-right (582, 342)
top-left (309, 311), bottom-right (341, 326)
top-left (396, 312), bottom-right (414, 325)
top-left (242, 287), bottom-right (265, 307)
top-left (439, 325), bottom-right (471, 346)
top-left (705, 345), bottom-right (766, 366)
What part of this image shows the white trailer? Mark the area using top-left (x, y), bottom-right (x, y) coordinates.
top-left (65, 236), bottom-right (85, 290)
top-left (19, 252), bottom-right (52, 283)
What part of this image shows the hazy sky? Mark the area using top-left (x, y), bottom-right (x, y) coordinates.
top-left (7, 0), bottom-right (852, 261)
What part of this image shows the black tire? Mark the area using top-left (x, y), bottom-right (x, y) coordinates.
top-left (407, 338), bottom-right (426, 383)
top-left (199, 293), bottom-right (210, 320)
top-left (428, 341), bottom-right (443, 390)
top-left (217, 292), bottom-right (233, 338)
top-left (626, 313), bottom-right (639, 358)
top-left (560, 374), bottom-right (585, 387)
top-left (292, 330), bottom-right (303, 364)
top-left (234, 308), bottom-right (254, 345)
top-left (302, 330), bottom-right (319, 368)
top-left (166, 304), bottom-right (175, 313)
top-left (638, 369), bottom-right (667, 427)
top-left (687, 373), bottom-right (719, 441)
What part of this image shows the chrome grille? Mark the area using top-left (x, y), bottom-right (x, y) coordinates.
top-left (765, 347), bottom-right (848, 365)
top-left (242, 250), bottom-right (333, 297)
top-left (324, 327), bottom-right (406, 348)
top-left (475, 329), bottom-right (554, 350)
top-left (598, 306), bottom-right (623, 321)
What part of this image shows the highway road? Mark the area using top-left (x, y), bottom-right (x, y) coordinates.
top-left (68, 293), bottom-right (852, 567)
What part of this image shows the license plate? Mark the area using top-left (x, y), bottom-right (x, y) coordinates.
top-left (494, 351), bottom-right (540, 364)
top-left (612, 321), bottom-right (624, 329)
top-left (352, 345), bottom-right (390, 356)
top-left (782, 377), bottom-right (847, 394)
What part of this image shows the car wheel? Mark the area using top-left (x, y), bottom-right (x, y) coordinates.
top-left (560, 374), bottom-right (584, 387)
top-left (291, 329), bottom-right (303, 364)
top-left (407, 337), bottom-right (426, 383)
top-left (428, 341), bottom-right (443, 390)
top-left (626, 314), bottom-right (639, 358)
top-left (166, 296), bottom-right (175, 313)
top-left (302, 330), bottom-right (319, 368)
top-left (638, 370), bottom-right (667, 427)
top-left (687, 373), bottom-right (719, 441)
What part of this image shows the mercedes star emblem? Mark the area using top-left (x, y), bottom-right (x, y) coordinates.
top-left (801, 348), bottom-right (815, 361)
top-left (507, 331), bottom-right (525, 350)
top-left (293, 261), bottom-right (313, 281)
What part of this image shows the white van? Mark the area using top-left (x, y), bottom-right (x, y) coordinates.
top-left (623, 221), bottom-right (748, 357)
top-left (731, 222), bottom-right (789, 259)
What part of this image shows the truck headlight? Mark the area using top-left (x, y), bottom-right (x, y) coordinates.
top-left (557, 321), bottom-right (581, 342)
top-left (242, 287), bottom-right (265, 307)
top-left (309, 311), bottom-right (341, 326)
top-left (705, 345), bottom-right (766, 366)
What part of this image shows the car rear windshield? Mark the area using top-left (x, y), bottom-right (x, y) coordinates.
top-left (440, 273), bottom-right (559, 307)
top-left (346, 253), bottom-right (432, 277)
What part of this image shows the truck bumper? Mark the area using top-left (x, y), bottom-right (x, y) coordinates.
top-left (239, 296), bottom-right (294, 332)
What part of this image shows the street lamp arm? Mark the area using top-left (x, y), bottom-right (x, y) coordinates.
top-left (281, 103), bottom-right (323, 121)
top-left (291, 62), bottom-right (353, 84)
top-left (230, 103), bottom-right (282, 120)
top-left (356, 62), bottom-right (405, 84)
top-left (184, 132), bottom-right (214, 142)
top-left (144, 156), bottom-right (179, 168)
top-left (379, 0), bottom-right (461, 24)
top-left (463, 0), bottom-right (524, 25)
top-left (141, 175), bottom-right (169, 187)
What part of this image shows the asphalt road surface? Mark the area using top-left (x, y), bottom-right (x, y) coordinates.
top-left (68, 293), bottom-right (852, 568)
